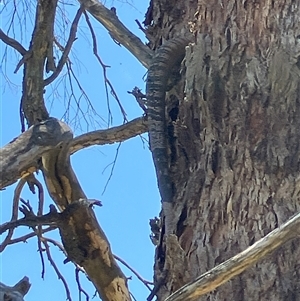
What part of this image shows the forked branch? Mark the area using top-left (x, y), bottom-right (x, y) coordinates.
top-left (0, 117), bottom-right (147, 189)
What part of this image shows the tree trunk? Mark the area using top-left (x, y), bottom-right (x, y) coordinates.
top-left (148, 0), bottom-right (300, 300)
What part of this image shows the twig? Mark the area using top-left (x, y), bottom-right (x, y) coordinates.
top-left (7, 226), bottom-right (57, 245)
top-left (114, 254), bottom-right (153, 291)
top-left (45, 236), bottom-right (88, 277)
top-left (101, 142), bottom-right (121, 194)
top-left (83, 11), bottom-right (127, 124)
top-left (41, 239), bottom-right (72, 301)
top-left (75, 268), bottom-right (90, 301)
top-left (44, 6), bottom-right (84, 86)
top-left (38, 235), bottom-right (46, 279)
top-left (0, 178), bottom-right (26, 252)
top-left (65, 61), bottom-right (93, 127)
top-left (29, 175), bottom-right (46, 278)
top-left (0, 204), bottom-right (59, 235)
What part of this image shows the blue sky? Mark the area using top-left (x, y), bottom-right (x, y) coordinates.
top-left (0, 1), bottom-right (160, 300)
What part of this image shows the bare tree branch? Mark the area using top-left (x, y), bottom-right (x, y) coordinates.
top-left (5, 226), bottom-right (56, 246)
top-left (0, 117), bottom-right (147, 189)
top-left (0, 277), bottom-right (31, 301)
top-left (114, 254), bottom-right (153, 291)
top-left (41, 239), bottom-right (72, 300)
top-left (0, 204), bottom-right (59, 235)
top-left (75, 268), bottom-right (90, 301)
top-left (44, 6), bottom-right (84, 86)
top-left (164, 212), bottom-right (300, 301)
top-left (83, 10), bottom-right (127, 124)
top-left (0, 178), bottom-right (26, 252)
top-left (77, 0), bottom-right (153, 68)
top-left (70, 116), bottom-right (147, 154)
top-left (0, 118), bottom-right (73, 189)
top-left (0, 117), bottom-right (146, 301)
top-left (0, 28), bottom-right (27, 55)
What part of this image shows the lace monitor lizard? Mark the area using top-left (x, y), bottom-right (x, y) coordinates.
top-left (146, 36), bottom-right (193, 234)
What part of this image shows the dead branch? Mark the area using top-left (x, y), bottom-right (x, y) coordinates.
top-left (0, 28), bottom-right (27, 55)
top-left (44, 6), bottom-right (84, 86)
top-left (5, 226), bottom-right (56, 246)
top-left (0, 118), bottom-right (73, 189)
top-left (0, 277), bottom-right (31, 301)
top-left (70, 116), bottom-right (147, 154)
top-left (164, 212), bottom-right (300, 301)
top-left (114, 255), bottom-right (153, 291)
top-left (0, 117), bottom-right (145, 301)
top-left (0, 203), bottom-right (59, 235)
top-left (83, 10), bottom-right (127, 123)
top-left (55, 199), bottom-right (131, 301)
top-left (75, 268), bottom-right (90, 301)
top-left (77, 0), bottom-right (153, 68)
top-left (1, 193), bottom-right (132, 301)
top-left (0, 117), bottom-right (147, 190)
top-left (0, 178), bottom-right (26, 252)
top-left (42, 239), bottom-right (72, 300)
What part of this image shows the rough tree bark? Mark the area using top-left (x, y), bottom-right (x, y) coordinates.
top-left (146, 0), bottom-right (300, 300)
top-left (2, 0), bottom-right (300, 300)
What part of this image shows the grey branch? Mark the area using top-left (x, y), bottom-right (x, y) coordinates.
top-left (77, 0), bottom-right (153, 68)
top-left (0, 117), bottom-right (147, 190)
top-left (0, 277), bottom-right (31, 301)
top-left (0, 118), bottom-right (73, 189)
top-left (0, 29), bottom-right (27, 55)
top-left (164, 212), bottom-right (300, 301)
top-left (70, 116), bottom-right (147, 154)
top-left (0, 199), bottom-right (101, 235)
top-left (0, 204), bottom-right (59, 235)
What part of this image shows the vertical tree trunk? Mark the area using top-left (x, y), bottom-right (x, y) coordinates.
top-left (148, 0), bottom-right (300, 300)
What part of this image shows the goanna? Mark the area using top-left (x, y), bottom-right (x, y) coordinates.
top-left (146, 36), bottom-right (193, 234)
